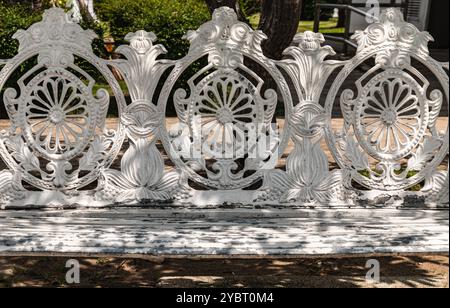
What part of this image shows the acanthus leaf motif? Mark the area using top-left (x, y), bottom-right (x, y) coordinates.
top-left (280, 31), bottom-right (345, 104)
top-left (111, 30), bottom-right (171, 103)
top-left (6, 136), bottom-right (40, 172)
top-left (422, 170), bottom-right (448, 194)
top-left (407, 136), bottom-right (442, 171)
top-left (0, 170), bottom-right (26, 204)
top-left (281, 138), bottom-right (344, 204)
top-left (184, 7), bottom-right (267, 55)
top-left (79, 136), bottom-right (107, 171)
top-left (352, 8), bottom-right (434, 59)
top-left (12, 8), bottom-right (97, 53)
top-left (123, 139), bottom-right (164, 188)
top-left (98, 138), bottom-right (185, 203)
top-left (338, 135), bottom-right (370, 171)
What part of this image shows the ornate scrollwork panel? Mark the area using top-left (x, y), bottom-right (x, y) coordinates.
top-left (0, 8), bottom-right (126, 192)
top-left (97, 30), bottom-right (189, 203)
top-left (325, 8), bottom-right (449, 192)
top-left (0, 7), bottom-right (447, 207)
top-left (158, 7), bottom-right (293, 190)
top-left (257, 31), bottom-right (350, 205)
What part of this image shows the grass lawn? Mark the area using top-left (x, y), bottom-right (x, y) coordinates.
top-left (249, 14), bottom-right (345, 34)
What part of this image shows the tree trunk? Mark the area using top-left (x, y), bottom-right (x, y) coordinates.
top-left (205, 0), bottom-right (247, 22)
top-left (336, 0), bottom-right (347, 28)
top-left (258, 0), bottom-right (302, 60)
top-left (205, 0), bottom-right (302, 60)
top-left (204, 0), bottom-right (302, 119)
top-left (31, 0), bottom-right (43, 11)
top-left (77, 0), bottom-right (98, 22)
top-left (258, 0), bottom-right (302, 122)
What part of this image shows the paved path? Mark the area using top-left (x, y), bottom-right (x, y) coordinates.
top-left (0, 254), bottom-right (448, 288)
top-left (1, 117), bottom-right (448, 171)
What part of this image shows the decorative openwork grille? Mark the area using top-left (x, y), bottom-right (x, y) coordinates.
top-left (0, 7), bottom-right (448, 208)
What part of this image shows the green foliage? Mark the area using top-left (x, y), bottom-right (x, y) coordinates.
top-left (79, 17), bottom-right (108, 58)
top-left (0, 1), bottom-right (42, 60)
top-left (240, 0), bottom-right (261, 16)
top-left (0, 1), bottom-right (43, 118)
top-left (0, 1), bottom-right (107, 117)
top-left (0, 1), bottom-right (107, 61)
top-left (0, 0), bottom-right (235, 117)
top-left (94, 0), bottom-right (212, 115)
top-left (95, 0), bottom-right (211, 60)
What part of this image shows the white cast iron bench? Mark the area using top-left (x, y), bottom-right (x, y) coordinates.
top-left (0, 7), bottom-right (448, 255)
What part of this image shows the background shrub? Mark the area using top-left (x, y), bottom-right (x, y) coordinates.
top-left (0, 1), bottom-right (108, 118)
top-left (0, 1), bottom-right (42, 60)
top-left (95, 0), bottom-right (211, 60)
top-left (1, 0), bottom-right (332, 119)
top-left (241, 0), bottom-right (261, 16)
top-left (1, 0), bottom-right (212, 117)
top-left (0, 1), bottom-right (42, 118)
top-left (94, 0), bottom-right (211, 115)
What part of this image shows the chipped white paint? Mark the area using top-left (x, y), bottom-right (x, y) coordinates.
top-left (0, 209), bottom-right (448, 255)
top-left (0, 7), bottom-right (447, 209)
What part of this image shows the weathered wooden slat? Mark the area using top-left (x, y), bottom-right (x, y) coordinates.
top-left (1, 244), bottom-right (447, 255)
top-left (2, 216), bottom-right (447, 227)
top-left (0, 208), bottom-right (448, 219)
top-left (0, 208), bottom-right (447, 255)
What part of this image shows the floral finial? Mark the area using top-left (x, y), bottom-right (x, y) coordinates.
top-left (125, 30), bottom-right (158, 54)
top-left (293, 31), bottom-right (326, 51)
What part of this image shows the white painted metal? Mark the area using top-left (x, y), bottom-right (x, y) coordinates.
top-left (0, 7), bottom-right (448, 212)
top-left (0, 209), bottom-right (448, 255)
top-left (326, 8), bottom-right (448, 197)
top-left (349, 0), bottom-right (403, 32)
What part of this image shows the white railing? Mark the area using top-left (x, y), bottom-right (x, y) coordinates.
top-left (0, 7), bottom-right (448, 208)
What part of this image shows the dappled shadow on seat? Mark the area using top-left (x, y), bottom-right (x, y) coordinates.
top-left (0, 208), bottom-right (448, 256)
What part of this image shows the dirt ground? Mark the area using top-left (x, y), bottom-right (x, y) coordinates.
top-left (0, 254), bottom-right (448, 288)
